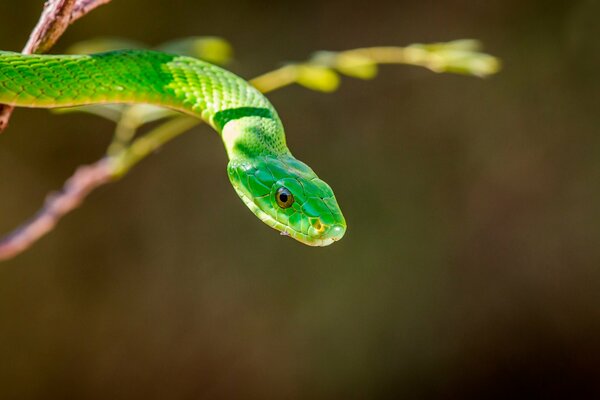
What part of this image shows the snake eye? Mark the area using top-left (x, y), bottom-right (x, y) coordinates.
top-left (276, 187), bottom-right (294, 209)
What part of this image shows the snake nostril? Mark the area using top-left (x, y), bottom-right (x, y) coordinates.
top-left (311, 219), bottom-right (324, 233)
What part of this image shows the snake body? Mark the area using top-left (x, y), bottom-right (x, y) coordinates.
top-left (0, 50), bottom-right (346, 246)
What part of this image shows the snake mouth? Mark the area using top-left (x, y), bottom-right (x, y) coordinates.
top-left (280, 223), bottom-right (345, 246)
top-left (279, 224), bottom-right (344, 247)
top-left (233, 185), bottom-right (345, 247)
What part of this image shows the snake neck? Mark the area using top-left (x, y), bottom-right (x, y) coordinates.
top-left (219, 115), bottom-right (290, 162)
top-left (0, 50), bottom-right (290, 162)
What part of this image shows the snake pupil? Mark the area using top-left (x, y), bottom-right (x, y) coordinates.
top-left (276, 187), bottom-right (294, 208)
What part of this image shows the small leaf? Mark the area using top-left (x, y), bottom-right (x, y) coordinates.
top-left (296, 65), bottom-right (340, 92)
top-left (334, 53), bottom-right (378, 79)
top-left (310, 50), bottom-right (377, 79)
top-left (428, 49), bottom-right (501, 77)
top-left (404, 42), bottom-right (501, 77)
top-left (156, 37), bottom-right (233, 65)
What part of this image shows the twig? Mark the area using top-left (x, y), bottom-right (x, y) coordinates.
top-left (0, 0), bottom-right (112, 132)
top-left (250, 65), bottom-right (298, 93)
top-left (0, 160), bottom-right (112, 260)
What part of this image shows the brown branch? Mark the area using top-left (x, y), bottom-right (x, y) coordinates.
top-left (0, 116), bottom-right (199, 262)
top-left (23, 0), bottom-right (77, 54)
top-left (0, 160), bottom-right (113, 261)
top-left (0, 0), bottom-right (112, 132)
top-left (0, 0), bottom-right (114, 259)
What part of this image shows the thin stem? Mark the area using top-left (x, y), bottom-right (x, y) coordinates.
top-left (0, 160), bottom-right (112, 261)
top-left (250, 65), bottom-right (298, 93)
top-left (107, 109), bottom-right (144, 155)
top-left (109, 117), bottom-right (200, 177)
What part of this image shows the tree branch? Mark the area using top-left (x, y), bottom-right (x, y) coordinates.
top-left (0, 0), bottom-right (112, 132)
top-left (0, 41), bottom-right (500, 261)
top-left (0, 160), bottom-right (112, 260)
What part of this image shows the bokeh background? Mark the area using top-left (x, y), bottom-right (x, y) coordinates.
top-left (1, 0), bottom-right (599, 398)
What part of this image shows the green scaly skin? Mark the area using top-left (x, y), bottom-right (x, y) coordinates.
top-left (0, 50), bottom-right (346, 246)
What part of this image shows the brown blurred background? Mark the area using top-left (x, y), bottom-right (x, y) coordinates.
top-left (1, 0), bottom-right (599, 398)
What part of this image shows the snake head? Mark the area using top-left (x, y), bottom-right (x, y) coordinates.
top-left (227, 154), bottom-right (346, 246)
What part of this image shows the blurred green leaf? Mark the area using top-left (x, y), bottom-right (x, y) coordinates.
top-left (334, 53), bottom-right (378, 79)
top-left (405, 40), bottom-right (501, 77)
top-left (312, 51), bottom-right (378, 79)
top-left (435, 51), bottom-right (500, 77)
top-left (156, 37), bottom-right (233, 65)
top-left (296, 65), bottom-right (340, 92)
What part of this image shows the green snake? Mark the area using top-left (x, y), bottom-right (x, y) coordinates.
top-left (0, 50), bottom-right (346, 246)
